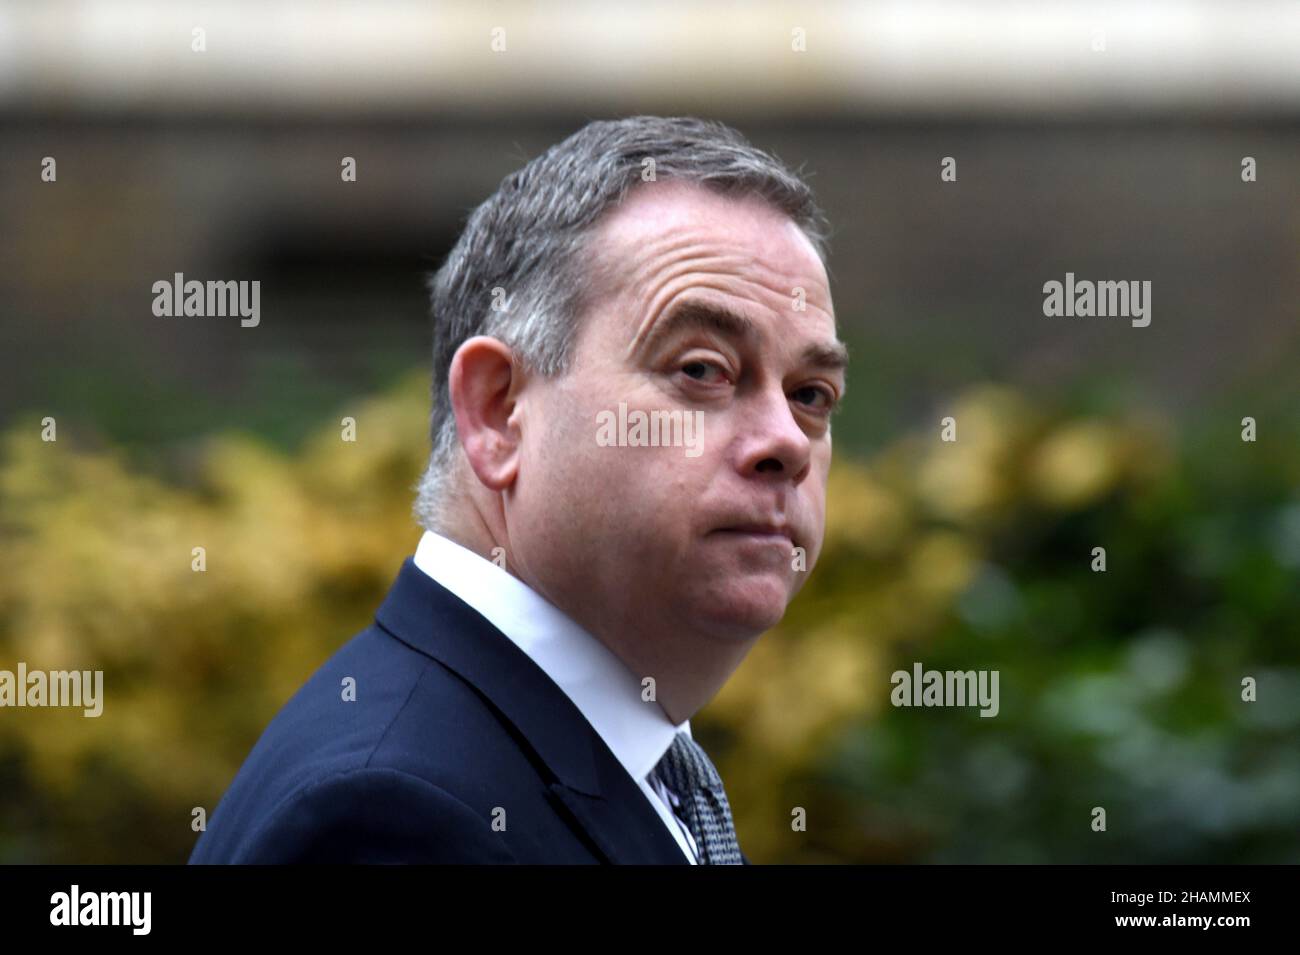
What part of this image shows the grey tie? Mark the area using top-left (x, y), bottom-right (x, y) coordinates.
top-left (653, 731), bottom-right (744, 865)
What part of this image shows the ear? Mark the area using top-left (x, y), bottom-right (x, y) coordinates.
top-left (448, 336), bottom-right (525, 492)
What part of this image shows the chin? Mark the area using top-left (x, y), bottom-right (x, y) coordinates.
top-left (695, 578), bottom-right (792, 638)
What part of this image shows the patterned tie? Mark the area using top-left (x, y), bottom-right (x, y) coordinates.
top-left (652, 731), bottom-right (744, 865)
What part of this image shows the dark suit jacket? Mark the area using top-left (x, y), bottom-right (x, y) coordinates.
top-left (189, 557), bottom-right (749, 864)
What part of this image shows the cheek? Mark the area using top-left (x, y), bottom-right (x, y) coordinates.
top-left (519, 392), bottom-right (667, 528)
top-left (597, 446), bottom-right (706, 521)
top-left (520, 374), bottom-right (721, 558)
top-left (803, 456), bottom-right (832, 557)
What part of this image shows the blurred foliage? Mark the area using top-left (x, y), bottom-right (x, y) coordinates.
top-left (715, 387), bottom-right (1300, 863)
top-left (1, 374), bottom-right (1297, 863)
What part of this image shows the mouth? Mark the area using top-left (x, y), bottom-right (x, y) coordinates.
top-left (711, 523), bottom-right (795, 549)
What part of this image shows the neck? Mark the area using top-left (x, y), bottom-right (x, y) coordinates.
top-left (600, 626), bottom-right (756, 725)
top-left (430, 486), bottom-right (755, 726)
top-left (430, 494), bottom-right (501, 563)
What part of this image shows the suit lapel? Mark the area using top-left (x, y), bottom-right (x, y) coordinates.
top-left (375, 558), bottom-right (689, 864)
top-left (546, 782), bottom-right (689, 864)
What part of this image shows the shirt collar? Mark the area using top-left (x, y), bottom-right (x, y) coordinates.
top-left (412, 530), bottom-right (690, 783)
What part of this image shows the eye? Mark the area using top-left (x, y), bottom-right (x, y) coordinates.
top-left (679, 359), bottom-right (729, 385)
top-left (791, 384), bottom-right (836, 411)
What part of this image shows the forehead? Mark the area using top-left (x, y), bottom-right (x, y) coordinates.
top-left (584, 179), bottom-right (832, 316)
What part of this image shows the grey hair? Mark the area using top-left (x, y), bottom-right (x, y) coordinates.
top-left (413, 115), bottom-right (831, 530)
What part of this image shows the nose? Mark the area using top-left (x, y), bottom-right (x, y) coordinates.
top-left (732, 382), bottom-right (813, 486)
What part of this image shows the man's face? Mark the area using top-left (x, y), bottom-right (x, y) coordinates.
top-left (505, 179), bottom-right (845, 646)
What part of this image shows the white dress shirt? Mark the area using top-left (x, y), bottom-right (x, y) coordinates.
top-left (412, 530), bottom-right (699, 863)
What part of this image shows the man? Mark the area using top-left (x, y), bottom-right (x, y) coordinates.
top-left (189, 115), bottom-right (846, 864)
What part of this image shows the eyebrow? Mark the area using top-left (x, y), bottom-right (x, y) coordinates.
top-left (639, 299), bottom-right (757, 353)
top-left (639, 299), bottom-right (850, 376)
